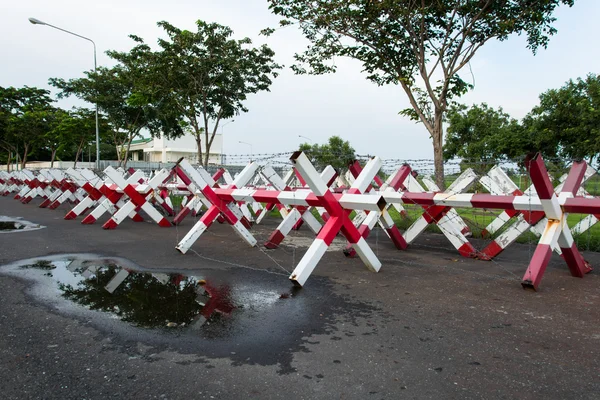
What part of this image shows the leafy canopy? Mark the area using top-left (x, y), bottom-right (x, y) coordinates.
top-left (445, 74), bottom-right (600, 169)
top-left (265, 0), bottom-right (574, 187)
top-left (110, 20), bottom-right (282, 165)
top-left (299, 135), bottom-right (356, 172)
top-left (529, 73), bottom-right (600, 163)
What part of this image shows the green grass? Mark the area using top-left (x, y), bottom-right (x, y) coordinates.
top-left (169, 195), bottom-right (185, 208)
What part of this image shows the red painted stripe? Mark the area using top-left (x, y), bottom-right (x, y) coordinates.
top-left (521, 210), bottom-right (545, 225)
top-left (563, 197), bottom-right (600, 215)
top-left (388, 165), bottom-right (411, 191)
top-left (522, 244), bottom-right (552, 290)
top-left (292, 219), bottom-right (304, 231)
top-left (357, 225), bottom-right (371, 238)
top-left (123, 184), bottom-right (147, 207)
top-left (526, 155), bottom-right (554, 200)
top-left (82, 183), bottom-right (103, 201)
top-left (560, 242), bottom-right (589, 278)
top-left (293, 168), bottom-right (307, 186)
top-left (158, 218), bottom-right (172, 228)
top-left (387, 226), bottom-right (408, 250)
top-left (212, 168), bottom-right (225, 182)
top-left (457, 243), bottom-right (478, 258)
top-left (265, 230), bottom-right (285, 249)
top-left (317, 217), bottom-right (342, 245)
top-left (421, 205), bottom-right (448, 224)
top-left (64, 211), bottom-right (78, 220)
top-left (240, 216), bottom-right (252, 229)
top-left (81, 214), bottom-right (97, 224)
top-left (401, 192), bottom-right (436, 206)
top-left (324, 171), bottom-right (339, 187)
top-left (470, 194), bottom-right (516, 210)
top-left (561, 161), bottom-right (587, 195)
top-left (173, 207), bottom-right (191, 225)
top-left (482, 240), bottom-right (504, 258)
top-left (102, 218), bottom-right (119, 230)
top-left (132, 213), bottom-right (144, 222)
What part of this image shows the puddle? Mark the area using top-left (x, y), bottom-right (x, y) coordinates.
top-left (1, 254), bottom-right (383, 373)
top-left (0, 216), bottom-right (45, 233)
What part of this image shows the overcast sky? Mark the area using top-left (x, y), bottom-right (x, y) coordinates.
top-left (2, 0), bottom-right (599, 160)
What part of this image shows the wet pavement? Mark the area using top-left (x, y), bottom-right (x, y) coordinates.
top-left (1, 195), bottom-right (599, 399)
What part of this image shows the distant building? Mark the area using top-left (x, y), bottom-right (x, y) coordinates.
top-left (126, 133), bottom-right (223, 164)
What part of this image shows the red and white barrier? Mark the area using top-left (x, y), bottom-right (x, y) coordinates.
top-left (401, 168), bottom-right (481, 258)
top-left (80, 168), bottom-right (147, 225)
top-left (263, 165), bottom-right (337, 249)
top-left (101, 167), bottom-right (172, 229)
top-left (521, 156), bottom-right (593, 289)
top-left (175, 160), bottom-right (259, 253)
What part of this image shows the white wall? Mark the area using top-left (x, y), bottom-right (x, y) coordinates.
top-left (154, 132), bottom-right (223, 154)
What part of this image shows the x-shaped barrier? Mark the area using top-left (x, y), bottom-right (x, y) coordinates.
top-left (382, 154), bottom-right (597, 290)
top-left (175, 153), bottom-right (386, 287)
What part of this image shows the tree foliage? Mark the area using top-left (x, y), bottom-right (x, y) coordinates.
top-left (0, 86), bottom-right (55, 168)
top-left (50, 60), bottom-right (182, 167)
top-left (265, 0), bottom-right (575, 188)
top-left (445, 74), bottom-right (600, 170)
top-left (529, 73), bottom-right (600, 163)
top-left (111, 20), bottom-right (282, 166)
top-left (299, 135), bottom-right (356, 172)
top-left (443, 103), bottom-right (526, 171)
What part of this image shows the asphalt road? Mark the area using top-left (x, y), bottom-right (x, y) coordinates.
top-left (1, 195), bottom-right (599, 399)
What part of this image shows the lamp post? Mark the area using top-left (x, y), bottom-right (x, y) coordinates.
top-left (298, 134), bottom-right (313, 143)
top-left (239, 141), bottom-right (252, 163)
top-left (29, 17), bottom-right (100, 170)
top-left (220, 119), bottom-right (235, 165)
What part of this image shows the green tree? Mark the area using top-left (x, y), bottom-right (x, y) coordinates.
top-left (528, 73), bottom-right (600, 164)
top-left (112, 20), bottom-right (282, 166)
top-left (43, 108), bottom-right (70, 167)
top-left (0, 87), bottom-right (19, 169)
top-left (56, 108), bottom-right (100, 168)
top-left (443, 103), bottom-right (531, 172)
top-left (2, 87), bottom-right (55, 169)
top-left (265, 0), bottom-right (574, 188)
top-left (50, 63), bottom-right (179, 168)
top-left (299, 135), bottom-right (356, 172)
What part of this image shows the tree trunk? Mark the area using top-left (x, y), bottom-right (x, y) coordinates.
top-left (6, 151), bottom-right (11, 172)
top-left (204, 129), bottom-right (211, 167)
top-left (74, 139), bottom-right (84, 168)
top-left (21, 144), bottom-right (29, 170)
top-left (195, 135), bottom-right (203, 166)
top-left (123, 133), bottom-right (136, 170)
top-left (50, 149), bottom-right (57, 168)
top-left (115, 145), bottom-right (122, 166)
top-left (432, 108), bottom-right (445, 190)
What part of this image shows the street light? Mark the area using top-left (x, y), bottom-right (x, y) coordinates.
top-left (239, 141), bottom-right (252, 162)
top-left (220, 119), bottom-right (235, 165)
top-left (298, 135), bottom-right (313, 143)
top-left (29, 17), bottom-right (100, 170)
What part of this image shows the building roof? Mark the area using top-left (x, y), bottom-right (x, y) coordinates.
top-left (130, 137), bottom-right (153, 145)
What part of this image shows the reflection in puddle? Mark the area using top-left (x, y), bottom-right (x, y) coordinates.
top-left (54, 260), bottom-right (239, 329)
top-left (1, 254), bottom-right (380, 372)
top-left (5, 256), bottom-right (296, 334)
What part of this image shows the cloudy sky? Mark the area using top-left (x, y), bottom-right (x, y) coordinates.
top-left (2, 0), bottom-right (599, 160)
